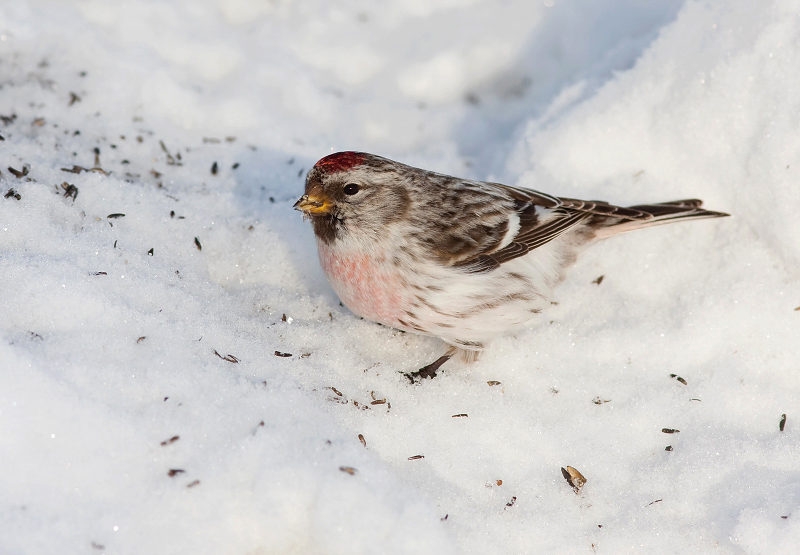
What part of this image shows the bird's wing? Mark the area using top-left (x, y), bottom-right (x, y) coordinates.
top-left (453, 182), bottom-right (655, 273)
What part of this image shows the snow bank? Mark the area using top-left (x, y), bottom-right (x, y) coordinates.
top-left (1, 0), bottom-right (798, 553)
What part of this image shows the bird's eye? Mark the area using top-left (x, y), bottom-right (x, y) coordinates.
top-left (343, 183), bottom-right (360, 195)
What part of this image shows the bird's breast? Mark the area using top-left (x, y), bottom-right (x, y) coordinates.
top-left (316, 241), bottom-right (408, 329)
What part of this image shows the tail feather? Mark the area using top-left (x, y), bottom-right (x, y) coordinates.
top-left (643, 198), bottom-right (703, 209)
top-left (594, 199), bottom-right (729, 239)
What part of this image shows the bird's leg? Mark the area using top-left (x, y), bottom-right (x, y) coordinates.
top-left (404, 347), bottom-right (456, 383)
top-left (404, 354), bottom-right (451, 383)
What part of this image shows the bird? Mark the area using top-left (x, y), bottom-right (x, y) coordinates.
top-left (294, 151), bottom-right (729, 382)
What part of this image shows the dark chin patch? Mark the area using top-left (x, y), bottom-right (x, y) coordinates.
top-left (311, 213), bottom-right (342, 244)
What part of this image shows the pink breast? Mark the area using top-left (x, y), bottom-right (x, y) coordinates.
top-left (317, 243), bottom-right (405, 328)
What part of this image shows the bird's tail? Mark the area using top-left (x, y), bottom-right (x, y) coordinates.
top-left (593, 199), bottom-right (729, 239)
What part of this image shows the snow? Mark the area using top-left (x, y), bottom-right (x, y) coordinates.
top-left (1, 0), bottom-right (799, 553)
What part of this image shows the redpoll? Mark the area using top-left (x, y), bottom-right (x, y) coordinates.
top-left (295, 152), bottom-right (728, 382)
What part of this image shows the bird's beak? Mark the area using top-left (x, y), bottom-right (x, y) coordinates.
top-left (293, 193), bottom-right (333, 215)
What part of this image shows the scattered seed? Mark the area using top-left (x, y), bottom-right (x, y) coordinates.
top-left (662, 428), bottom-right (680, 434)
top-left (274, 351), bottom-right (292, 357)
top-left (211, 162), bottom-right (218, 175)
top-left (592, 275), bottom-right (604, 285)
top-left (592, 397), bottom-right (610, 405)
top-left (689, 398), bottom-right (702, 402)
top-left (281, 313), bottom-right (287, 322)
top-left (370, 399), bottom-right (386, 405)
top-left (780, 414), bottom-right (787, 432)
top-left (670, 374), bottom-right (688, 385)
top-left (8, 165), bottom-right (28, 178)
top-left (170, 210), bottom-right (175, 218)
top-left (160, 436), bottom-right (179, 446)
top-left (167, 469), bottom-right (185, 477)
top-left (339, 466), bottom-right (357, 475)
top-left (107, 213), bottom-right (125, 219)
top-left (160, 140), bottom-right (179, 165)
top-left (91, 542), bottom-right (104, 550)
top-left (137, 336), bottom-right (146, 343)
top-left (781, 515), bottom-right (789, 519)
top-left (60, 182), bottom-right (78, 200)
top-left (113, 240), bottom-right (117, 248)
top-left (92, 272), bottom-right (107, 276)
top-left (232, 163), bottom-right (239, 169)
top-left (505, 496), bottom-right (517, 509)
top-left (194, 237), bottom-right (202, 250)
top-left (561, 466), bottom-right (587, 493)
top-left (794, 306), bottom-right (800, 311)
top-left (213, 350), bottom-right (239, 363)
top-left (487, 381), bottom-right (501, 386)
top-left (61, 164), bottom-right (107, 175)
top-left (186, 480), bottom-right (200, 488)
top-left (329, 387), bottom-right (343, 397)
top-left (358, 434), bottom-right (366, 447)
top-left (33, 117), bottom-right (45, 127)
top-left (408, 455), bottom-right (424, 460)
top-left (68, 92), bottom-right (81, 106)
top-left (4, 188), bottom-right (20, 200)
top-left (665, 446), bottom-right (673, 451)
top-left (452, 414), bottom-right (468, 418)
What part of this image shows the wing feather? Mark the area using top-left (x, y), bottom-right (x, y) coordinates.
top-left (434, 183), bottom-right (724, 274)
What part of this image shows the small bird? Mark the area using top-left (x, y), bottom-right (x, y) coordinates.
top-left (294, 152), bottom-right (728, 382)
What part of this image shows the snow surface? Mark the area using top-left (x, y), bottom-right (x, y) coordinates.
top-left (1, 0), bottom-right (799, 553)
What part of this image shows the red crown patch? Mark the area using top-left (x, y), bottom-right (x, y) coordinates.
top-left (314, 151), bottom-right (365, 173)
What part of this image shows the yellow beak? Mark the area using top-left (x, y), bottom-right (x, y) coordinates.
top-left (293, 194), bottom-right (334, 215)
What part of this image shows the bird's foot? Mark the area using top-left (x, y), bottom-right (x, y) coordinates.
top-left (404, 354), bottom-right (451, 384)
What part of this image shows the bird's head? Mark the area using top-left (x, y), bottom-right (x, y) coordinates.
top-left (294, 151), bottom-right (411, 243)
